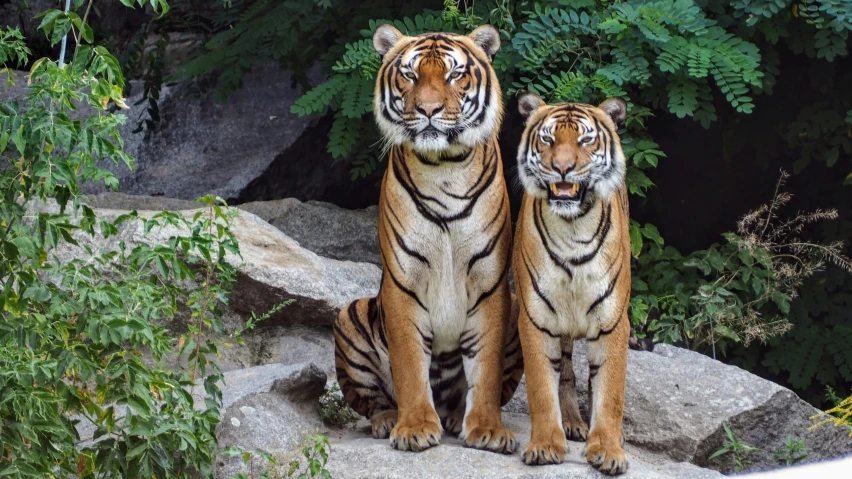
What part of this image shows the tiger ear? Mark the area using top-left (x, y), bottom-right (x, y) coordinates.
top-left (598, 97), bottom-right (627, 128)
top-left (518, 92), bottom-right (546, 119)
top-left (468, 25), bottom-right (500, 61)
top-left (373, 24), bottom-right (405, 57)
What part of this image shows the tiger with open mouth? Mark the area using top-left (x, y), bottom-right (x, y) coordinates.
top-left (512, 92), bottom-right (632, 475)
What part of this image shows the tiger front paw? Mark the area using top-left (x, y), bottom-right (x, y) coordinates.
top-left (370, 410), bottom-right (398, 439)
top-left (585, 438), bottom-right (628, 475)
top-left (389, 419), bottom-right (442, 452)
top-left (521, 440), bottom-right (566, 465)
top-left (461, 425), bottom-right (518, 454)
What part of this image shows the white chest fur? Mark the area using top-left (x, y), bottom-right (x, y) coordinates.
top-left (382, 144), bottom-right (508, 348)
top-left (527, 199), bottom-right (624, 338)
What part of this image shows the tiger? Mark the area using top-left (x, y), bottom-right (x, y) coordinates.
top-left (332, 24), bottom-right (523, 454)
top-left (512, 92), bottom-right (632, 475)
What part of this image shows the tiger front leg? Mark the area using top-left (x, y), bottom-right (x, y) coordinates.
top-left (585, 312), bottom-right (630, 475)
top-left (518, 299), bottom-right (566, 465)
top-left (383, 288), bottom-right (442, 452)
top-left (459, 284), bottom-right (518, 454)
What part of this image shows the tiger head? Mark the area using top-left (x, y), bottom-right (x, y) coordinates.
top-left (516, 93), bottom-right (627, 219)
top-left (372, 24), bottom-right (503, 158)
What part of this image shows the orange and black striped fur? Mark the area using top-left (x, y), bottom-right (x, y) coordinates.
top-left (333, 24), bottom-right (523, 454)
top-left (513, 93), bottom-right (631, 475)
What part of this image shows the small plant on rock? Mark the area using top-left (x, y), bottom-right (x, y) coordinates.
top-left (224, 447), bottom-right (275, 479)
top-left (283, 435), bottom-right (332, 479)
top-left (317, 382), bottom-right (360, 428)
top-left (811, 394), bottom-right (852, 437)
top-left (709, 424), bottom-right (761, 473)
top-left (773, 437), bottom-right (809, 466)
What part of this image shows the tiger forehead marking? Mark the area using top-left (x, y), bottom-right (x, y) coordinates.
top-left (374, 27), bottom-right (502, 157)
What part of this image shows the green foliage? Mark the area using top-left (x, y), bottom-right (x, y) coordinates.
top-left (631, 171), bottom-right (850, 356)
top-left (709, 424), bottom-right (761, 473)
top-left (773, 437), bottom-right (810, 466)
top-left (0, 2), bottom-right (281, 476)
top-left (811, 394), bottom-right (852, 437)
top-left (317, 383), bottom-right (360, 428)
top-left (283, 435), bottom-right (333, 479)
top-left (284, 0), bottom-right (768, 176)
top-left (223, 447), bottom-right (276, 479)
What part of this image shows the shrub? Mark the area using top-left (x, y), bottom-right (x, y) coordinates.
top-left (317, 382), bottom-right (360, 428)
top-left (0, 1), bottom-right (261, 476)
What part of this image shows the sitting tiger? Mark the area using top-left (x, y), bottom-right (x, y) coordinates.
top-left (332, 24), bottom-right (523, 454)
top-left (512, 93), bottom-right (631, 475)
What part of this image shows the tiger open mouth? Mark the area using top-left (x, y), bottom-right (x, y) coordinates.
top-left (548, 182), bottom-right (585, 203)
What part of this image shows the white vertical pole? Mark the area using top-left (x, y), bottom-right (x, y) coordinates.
top-left (58, 0), bottom-right (72, 67)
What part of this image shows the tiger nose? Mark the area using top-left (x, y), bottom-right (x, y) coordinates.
top-left (553, 159), bottom-right (575, 177)
top-left (416, 102), bottom-right (444, 118)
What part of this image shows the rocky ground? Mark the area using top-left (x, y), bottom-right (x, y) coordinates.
top-left (35, 193), bottom-right (852, 479)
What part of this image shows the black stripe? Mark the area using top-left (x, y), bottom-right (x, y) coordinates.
top-left (574, 201), bottom-right (610, 245)
top-left (587, 260), bottom-right (623, 315)
top-left (334, 341), bottom-right (376, 374)
top-left (503, 341), bottom-right (521, 360)
top-left (466, 254), bottom-right (509, 315)
top-left (523, 251), bottom-right (556, 314)
top-left (586, 312), bottom-right (625, 341)
top-left (569, 201), bottom-right (612, 266)
top-left (503, 360), bottom-right (524, 375)
top-left (549, 355), bottom-right (562, 372)
top-left (521, 296), bottom-right (560, 338)
top-left (391, 152), bottom-right (448, 231)
top-left (467, 215), bottom-right (506, 273)
top-left (334, 324), bottom-right (380, 370)
top-left (533, 199), bottom-right (573, 279)
top-left (387, 216), bottom-right (431, 266)
top-left (386, 266), bottom-right (428, 311)
top-left (349, 302), bottom-right (379, 356)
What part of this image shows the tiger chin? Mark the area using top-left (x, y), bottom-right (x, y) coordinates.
top-left (332, 24), bottom-right (523, 455)
top-left (512, 92), bottom-right (631, 476)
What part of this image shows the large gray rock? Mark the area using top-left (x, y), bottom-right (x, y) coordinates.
top-left (86, 193), bottom-right (381, 265)
top-left (325, 413), bottom-right (720, 479)
top-left (240, 199), bottom-right (380, 265)
top-left (211, 362), bottom-right (328, 479)
top-left (33, 200), bottom-right (380, 327)
top-left (80, 63), bottom-right (318, 201)
top-left (504, 342), bottom-right (852, 474)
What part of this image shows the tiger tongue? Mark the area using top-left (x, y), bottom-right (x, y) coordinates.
top-left (550, 182), bottom-right (580, 198)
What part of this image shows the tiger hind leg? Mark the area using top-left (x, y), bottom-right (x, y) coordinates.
top-left (559, 337), bottom-right (589, 441)
top-left (333, 297), bottom-right (398, 438)
top-left (501, 294), bottom-right (524, 406)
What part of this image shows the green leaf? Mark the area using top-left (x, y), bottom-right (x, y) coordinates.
top-left (713, 324), bottom-right (742, 342)
top-left (11, 124), bottom-right (25, 155)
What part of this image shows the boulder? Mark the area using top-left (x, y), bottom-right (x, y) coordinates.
top-left (503, 342), bottom-right (852, 474)
top-left (86, 193), bottom-right (382, 265)
top-left (325, 414), bottom-right (722, 479)
top-left (212, 365), bottom-right (722, 479)
top-left (81, 63), bottom-right (317, 201)
top-left (32, 199), bottom-right (381, 328)
top-left (210, 362), bottom-right (328, 479)
top-left (220, 198), bottom-right (379, 265)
